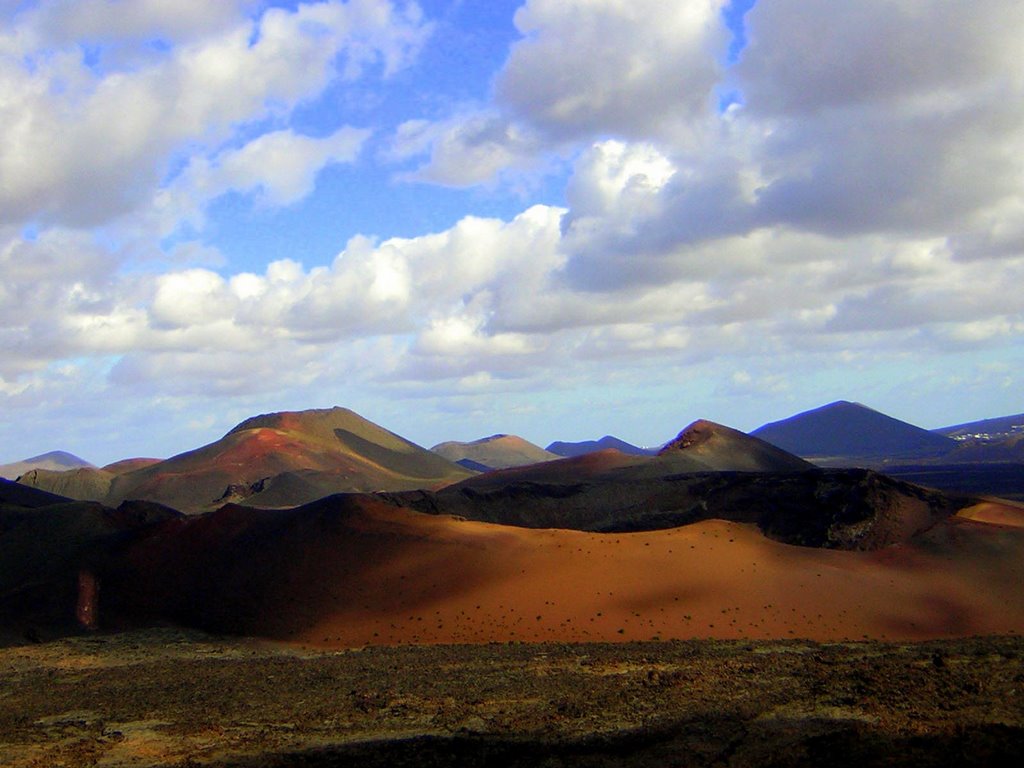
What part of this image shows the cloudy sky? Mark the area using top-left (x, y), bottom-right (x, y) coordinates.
top-left (1, 0), bottom-right (1022, 464)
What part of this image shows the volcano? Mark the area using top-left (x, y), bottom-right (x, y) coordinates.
top-left (0, 450), bottom-right (94, 480)
top-left (431, 434), bottom-right (559, 470)
top-left (752, 401), bottom-right (956, 462)
top-left (658, 420), bottom-right (813, 472)
top-left (99, 407), bottom-right (472, 513)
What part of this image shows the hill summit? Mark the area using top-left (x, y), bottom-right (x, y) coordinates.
top-left (431, 434), bottom-right (559, 470)
top-left (53, 407), bottom-right (475, 513)
top-left (659, 420), bottom-right (813, 472)
top-left (752, 401), bottom-right (956, 461)
top-left (0, 450), bottom-right (94, 480)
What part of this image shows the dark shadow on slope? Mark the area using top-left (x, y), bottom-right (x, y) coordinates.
top-left (384, 469), bottom-right (968, 550)
top-left (204, 719), bottom-right (1024, 768)
top-left (333, 428), bottom-right (468, 480)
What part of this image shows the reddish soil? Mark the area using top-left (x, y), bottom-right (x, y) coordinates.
top-left (100, 496), bottom-right (1024, 649)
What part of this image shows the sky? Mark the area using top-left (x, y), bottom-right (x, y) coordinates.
top-left (1, 0), bottom-right (1023, 465)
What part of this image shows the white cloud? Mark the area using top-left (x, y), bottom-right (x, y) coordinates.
top-left (150, 269), bottom-right (235, 329)
top-left (33, 0), bottom-right (256, 46)
top-left (216, 126), bottom-right (370, 206)
top-left (391, 0), bottom-right (730, 185)
top-left (736, 0), bottom-right (1024, 237)
top-left (497, 0), bottom-right (728, 140)
top-left (156, 126), bottom-right (369, 231)
top-left (2, 1), bottom-right (1023, 457)
top-left (390, 111), bottom-right (542, 186)
top-left (735, 0), bottom-right (1024, 117)
top-left (0, 0), bottom-right (429, 228)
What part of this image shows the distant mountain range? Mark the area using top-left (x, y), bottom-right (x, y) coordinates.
top-left (5, 406), bottom-right (1024, 648)
top-left (16, 407), bottom-right (472, 513)
top-left (546, 435), bottom-right (656, 458)
top-left (10, 401), bottom-right (1024, 511)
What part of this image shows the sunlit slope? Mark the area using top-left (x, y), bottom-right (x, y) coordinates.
top-left (106, 407), bottom-right (473, 513)
top-left (102, 494), bottom-right (1024, 647)
top-left (431, 434), bottom-right (560, 469)
top-left (16, 467), bottom-right (116, 502)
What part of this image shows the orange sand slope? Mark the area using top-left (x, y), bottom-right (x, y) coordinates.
top-left (956, 499), bottom-right (1024, 528)
top-left (105, 495), bottom-right (1024, 648)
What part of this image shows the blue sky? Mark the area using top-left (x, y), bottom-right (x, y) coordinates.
top-left (1, 0), bottom-right (1023, 464)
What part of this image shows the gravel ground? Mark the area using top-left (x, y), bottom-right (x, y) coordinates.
top-left (1, 629), bottom-right (1022, 767)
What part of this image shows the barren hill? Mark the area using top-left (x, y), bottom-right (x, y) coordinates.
top-left (659, 420), bottom-right (813, 472)
top-left (4, 457), bottom-right (1024, 649)
top-left (0, 450), bottom-right (94, 480)
top-left (17, 467), bottom-right (115, 502)
top-left (92, 489), bottom-right (1024, 647)
top-left (0, 496), bottom-right (181, 641)
top-left (100, 407), bottom-right (472, 513)
top-left (431, 434), bottom-right (559, 470)
top-left (752, 401), bottom-right (956, 462)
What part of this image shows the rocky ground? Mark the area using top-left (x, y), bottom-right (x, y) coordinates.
top-left (1, 630), bottom-right (1022, 767)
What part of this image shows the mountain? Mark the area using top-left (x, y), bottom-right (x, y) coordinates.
top-left (94, 407), bottom-right (473, 513)
top-left (5, 448), bottom-right (1024, 646)
top-left (546, 435), bottom-right (656, 458)
top-left (15, 458), bottom-right (164, 504)
top-left (658, 420), bottom-right (813, 472)
top-left (16, 467), bottom-right (115, 502)
top-left (430, 434), bottom-right (559, 470)
top-left (0, 450), bottom-right (94, 480)
top-left (934, 413), bottom-right (1024, 442)
top-left (443, 420), bottom-right (811, 497)
top-left (393, 465), bottom-right (965, 547)
top-left (752, 401), bottom-right (956, 462)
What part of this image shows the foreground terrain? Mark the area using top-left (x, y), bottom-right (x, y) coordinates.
top-left (1, 629), bottom-right (1021, 767)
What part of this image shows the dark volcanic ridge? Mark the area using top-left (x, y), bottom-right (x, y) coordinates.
top-left (387, 466), bottom-right (963, 547)
top-left (4, 452), bottom-right (1023, 649)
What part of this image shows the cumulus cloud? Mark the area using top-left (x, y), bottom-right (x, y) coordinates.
top-left (30, 0), bottom-right (257, 47)
top-left (735, 0), bottom-right (1024, 116)
top-left (2, 0), bottom-right (1023, 457)
top-left (737, 0), bottom-right (1024, 237)
top-left (497, 0), bottom-right (728, 140)
top-left (390, 112), bottom-right (543, 186)
top-left (394, 0), bottom-right (729, 185)
top-left (155, 126), bottom-right (370, 231)
top-left (0, 0), bottom-right (429, 227)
